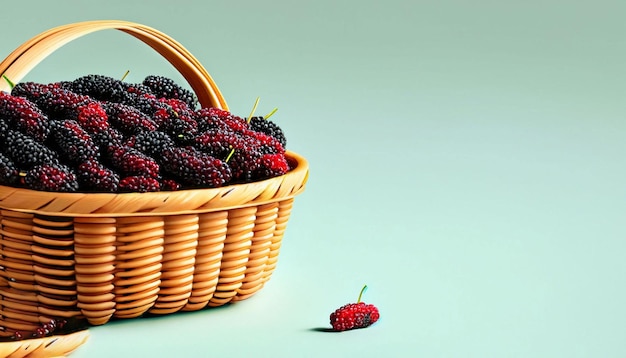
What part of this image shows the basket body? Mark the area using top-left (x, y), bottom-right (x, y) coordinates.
top-left (0, 152), bottom-right (307, 330)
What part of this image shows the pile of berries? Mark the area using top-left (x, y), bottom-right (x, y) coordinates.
top-left (0, 75), bottom-right (289, 193)
top-left (0, 317), bottom-right (88, 342)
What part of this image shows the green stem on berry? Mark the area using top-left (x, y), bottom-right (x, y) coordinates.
top-left (224, 146), bottom-right (235, 163)
top-left (2, 75), bottom-right (15, 90)
top-left (264, 107), bottom-right (278, 120)
top-left (120, 70), bottom-right (130, 82)
top-left (357, 285), bottom-right (368, 303)
top-left (246, 97), bottom-right (260, 124)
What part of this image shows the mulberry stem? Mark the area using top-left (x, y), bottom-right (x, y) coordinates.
top-left (224, 145), bottom-right (235, 163)
top-left (264, 107), bottom-right (278, 120)
top-left (357, 285), bottom-right (368, 303)
top-left (2, 75), bottom-right (14, 90)
top-left (121, 70), bottom-right (130, 82)
top-left (246, 96), bottom-right (260, 124)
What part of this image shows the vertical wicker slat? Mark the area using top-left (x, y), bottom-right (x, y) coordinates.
top-left (149, 214), bottom-right (199, 314)
top-left (262, 199), bottom-right (295, 284)
top-left (183, 211), bottom-right (228, 311)
top-left (74, 217), bottom-right (117, 326)
top-left (233, 202), bottom-right (278, 301)
top-left (113, 217), bottom-right (164, 319)
top-left (208, 207), bottom-right (256, 306)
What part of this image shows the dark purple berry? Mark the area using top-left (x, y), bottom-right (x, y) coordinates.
top-left (160, 146), bottom-right (231, 187)
top-left (125, 130), bottom-right (175, 157)
top-left (77, 160), bottom-right (120, 192)
top-left (71, 74), bottom-right (131, 103)
top-left (0, 152), bottom-right (19, 185)
top-left (249, 116), bottom-right (287, 149)
top-left (142, 75), bottom-right (198, 109)
top-left (50, 119), bottom-right (99, 164)
top-left (5, 130), bottom-right (59, 169)
top-left (91, 127), bottom-right (125, 150)
top-left (24, 163), bottom-right (79, 192)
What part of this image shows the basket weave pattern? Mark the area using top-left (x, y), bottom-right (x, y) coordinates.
top-left (0, 20), bottom-right (308, 334)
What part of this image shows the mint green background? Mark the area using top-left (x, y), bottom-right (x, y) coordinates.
top-left (1, 1), bottom-right (625, 357)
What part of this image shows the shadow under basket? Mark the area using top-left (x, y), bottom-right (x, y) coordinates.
top-left (0, 19), bottom-right (310, 339)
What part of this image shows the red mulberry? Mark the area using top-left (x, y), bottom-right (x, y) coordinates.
top-left (24, 163), bottom-right (79, 192)
top-left (0, 91), bottom-right (51, 142)
top-left (119, 175), bottom-right (160, 193)
top-left (107, 145), bottom-right (160, 179)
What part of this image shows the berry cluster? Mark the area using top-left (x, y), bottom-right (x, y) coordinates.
top-left (2, 317), bottom-right (88, 342)
top-left (0, 75), bottom-right (289, 193)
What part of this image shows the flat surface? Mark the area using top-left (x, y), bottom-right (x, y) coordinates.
top-left (1, 1), bottom-right (626, 357)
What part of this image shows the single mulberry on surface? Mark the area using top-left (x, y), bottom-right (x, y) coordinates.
top-left (330, 302), bottom-right (380, 332)
top-left (23, 163), bottom-right (79, 192)
top-left (329, 286), bottom-right (380, 332)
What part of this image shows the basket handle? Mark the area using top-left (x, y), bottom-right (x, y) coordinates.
top-left (0, 20), bottom-right (228, 110)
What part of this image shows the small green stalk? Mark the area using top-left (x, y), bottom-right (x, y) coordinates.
top-left (263, 107), bottom-right (278, 120)
top-left (225, 146), bottom-right (235, 163)
top-left (357, 285), bottom-right (368, 303)
top-left (246, 97), bottom-right (260, 124)
top-left (2, 75), bottom-right (15, 90)
top-left (120, 70), bottom-right (130, 82)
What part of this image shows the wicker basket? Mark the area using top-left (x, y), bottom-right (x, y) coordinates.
top-left (0, 19), bottom-right (309, 341)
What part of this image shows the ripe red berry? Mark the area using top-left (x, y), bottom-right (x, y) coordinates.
top-left (329, 285), bottom-right (380, 332)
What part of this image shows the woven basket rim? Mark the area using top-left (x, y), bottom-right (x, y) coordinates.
top-left (0, 150), bottom-right (308, 217)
